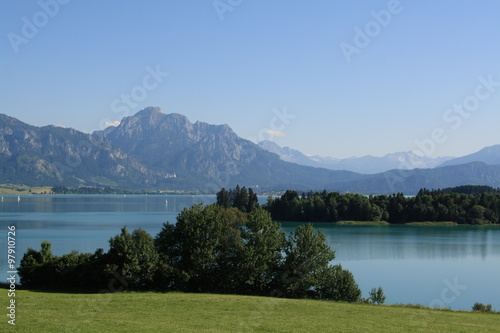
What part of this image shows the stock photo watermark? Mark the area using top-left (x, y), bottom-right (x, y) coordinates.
top-left (6, 226), bottom-right (17, 326)
top-left (428, 277), bottom-right (467, 309)
top-left (201, 106), bottom-right (296, 194)
top-left (247, 107), bottom-right (296, 143)
top-left (416, 74), bottom-right (500, 157)
top-left (7, 0), bottom-right (71, 54)
top-left (407, 277), bottom-right (468, 328)
top-left (384, 74), bottom-right (500, 192)
top-left (339, 0), bottom-right (403, 64)
top-left (107, 65), bottom-right (169, 128)
top-left (213, 0), bottom-right (243, 22)
top-left (51, 64), bottom-right (168, 182)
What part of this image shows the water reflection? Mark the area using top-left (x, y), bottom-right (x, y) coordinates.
top-left (280, 223), bottom-right (500, 261)
top-left (0, 194), bottom-right (218, 213)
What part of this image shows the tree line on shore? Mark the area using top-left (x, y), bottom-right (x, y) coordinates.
top-left (19, 204), bottom-right (370, 303)
top-left (217, 185), bottom-right (500, 224)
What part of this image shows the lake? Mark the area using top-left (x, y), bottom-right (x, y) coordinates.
top-left (1, 194), bottom-right (499, 311)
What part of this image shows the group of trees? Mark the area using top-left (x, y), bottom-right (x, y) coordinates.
top-left (51, 186), bottom-right (132, 195)
top-left (265, 188), bottom-right (500, 224)
top-left (440, 185), bottom-right (500, 195)
top-left (266, 190), bottom-right (386, 222)
top-left (18, 242), bottom-right (109, 291)
top-left (216, 185), bottom-right (259, 213)
top-left (19, 204), bottom-right (363, 302)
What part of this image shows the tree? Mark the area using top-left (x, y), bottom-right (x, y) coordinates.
top-left (153, 221), bottom-right (187, 291)
top-left (216, 186), bottom-right (260, 212)
top-left (325, 194), bottom-right (339, 222)
top-left (40, 241), bottom-right (53, 263)
top-left (278, 224), bottom-right (335, 298)
top-left (155, 204), bottom-right (247, 293)
top-left (368, 286), bottom-right (386, 304)
top-left (107, 227), bottom-right (158, 290)
top-left (51, 250), bottom-right (99, 291)
top-left (18, 248), bottom-right (45, 289)
top-left (237, 208), bottom-right (285, 295)
top-left (237, 186), bottom-right (249, 212)
top-left (18, 241), bottom-right (55, 289)
top-left (216, 187), bottom-right (231, 208)
top-left (246, 188), bottom-right (259, 213)
top-left (347, 195), bottom-right (371, 221)
top-left (231, 185), bottom-right (249, 211)
top-left (315, 264), bottom-right (361, 302)
top-left (368, 204), bottom-right (383, 221)
top-left (470, 205), bottom-right (488, 224)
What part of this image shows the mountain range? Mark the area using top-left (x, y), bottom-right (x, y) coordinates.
top-left (257, 140), bottom-right (452, 174)
top-left (2, 107), bottom-right (500, 194)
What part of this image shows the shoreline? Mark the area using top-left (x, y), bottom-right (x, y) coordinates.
top-left (279, 220), bottom-right (500, 227)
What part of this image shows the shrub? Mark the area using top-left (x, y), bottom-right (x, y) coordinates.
top-left (472, 302), bottom-right (492, 313)
top-left (368, 287), bottom-right (386, 304)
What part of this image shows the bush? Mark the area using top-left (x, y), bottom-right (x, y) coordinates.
top-left (315, 264), bottom-right (361, 302)
top-left (472, 302), bottom-right (492, 313)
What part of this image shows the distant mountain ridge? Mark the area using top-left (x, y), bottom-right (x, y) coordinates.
top-left (2, 107), bottom-right (500, 194)
top-left (327, 162), bottom-right (500, 194)
top-left (258, 140), bottom-right (452, 173)
top-left (439, 145), bottom-right (500, 168)
top-left (257, 140), bottom-right (323, 168)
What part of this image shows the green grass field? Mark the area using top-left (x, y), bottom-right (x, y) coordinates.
top-left (2, 290), bottom-right (499, 332)
top-left (0, 185), bottom-right (53, 195)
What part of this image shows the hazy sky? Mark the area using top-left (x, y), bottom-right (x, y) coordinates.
top-left (2, 1), bottom-right (500, 158)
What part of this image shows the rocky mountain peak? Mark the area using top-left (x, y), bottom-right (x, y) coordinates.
top-left (136, 106), bottom-right (163, 116)
top-left (104, 108), bottom-right (191, 139)
top-left (132, 108), bottom-right (191, 127)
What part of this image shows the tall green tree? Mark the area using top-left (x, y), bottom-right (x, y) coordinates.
top-left (107, 227), bottom-right (158, 290)
top-left (278, 224), bottom-right (335, 298)
top-left (216, 187), bottom-right (231, 208)
top-left (18, 241), bottom-right (55, 289)
top-left (155, 204), bottom-right (246, 292)
top-left (237, 208), bottom-right (285, 295)
top-left (246, 187), bottom-right (259, 213)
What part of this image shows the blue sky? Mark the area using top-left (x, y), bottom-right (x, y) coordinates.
top-left (1, 0), bottom-right (500, 158)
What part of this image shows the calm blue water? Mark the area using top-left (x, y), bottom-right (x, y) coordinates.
top-left (1, 195), bottom-right (499, 311)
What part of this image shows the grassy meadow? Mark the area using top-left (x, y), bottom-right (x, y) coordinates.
top-left (0, 185), bottom-right (53, 195)
top-left (2, 289), bottom-right (499, 333)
